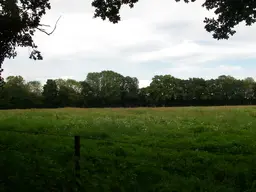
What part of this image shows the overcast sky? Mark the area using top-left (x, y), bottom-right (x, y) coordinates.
top-left (3, 0), bottom-right (256, 87)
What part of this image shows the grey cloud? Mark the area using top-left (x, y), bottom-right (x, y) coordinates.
top-left (155, 20), bottom-right (192, 32)
top-left (50, 0), bottom-right (93, 14)
top-left (118, 42), bottom-right (167, 55)
top-left (3, 52), bottom-right (156, 82)
top-left (156, 18), bottom-right (256, 44)
top-left (153, 20), bottom-right (211, 41)
top-left (4, 0), bottom-right (256, 85)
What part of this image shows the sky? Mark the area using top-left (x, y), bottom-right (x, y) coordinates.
top-left (3, 0), bottom-right (256, 88)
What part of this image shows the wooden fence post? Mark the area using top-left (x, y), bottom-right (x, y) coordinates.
top-left (74, 136), bottom-right (80, 191)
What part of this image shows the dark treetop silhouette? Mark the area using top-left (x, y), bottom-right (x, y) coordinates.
top-left (1, 72), bottom-right (256, 109)
top-left (0, 0), bottom-right (255, 79)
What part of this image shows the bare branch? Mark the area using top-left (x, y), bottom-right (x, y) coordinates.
top-left (37, 16), bottom-right (62, 36)
top-left (38, 23), bottom-right (51, 27)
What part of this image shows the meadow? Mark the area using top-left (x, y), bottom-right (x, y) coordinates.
top-left (1, 106), bottom-right (256, 191)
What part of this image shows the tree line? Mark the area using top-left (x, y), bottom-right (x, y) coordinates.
top-left (1, 70), bottom-right (256, 109)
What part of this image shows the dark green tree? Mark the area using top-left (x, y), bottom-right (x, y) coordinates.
top-left (121, 76), bottom-right (139, 107)
top-left (42, 79), bottom-right (58, 108)
top-left (26, 80), bottom-right (43, 107)
top-left (1, 71), bottom-right (256, 108)
top-left (99, 70), bottom-right (124, 106)
top-left (91, 0), bottom-right (256, 40)
top-left (150, 75), bottom-right (179, 106)
top-left (80, 81), bottom-right (94, 107)
top-left (27, 81), bottom-right (42, 96)
top-left (86, 72), bottom-right (102, 106)
top-left (0, 0), bottom-right (52, 75)
top-left (1, 76), bottom-right (31, 108)
top-left (55, 79), bottom-right (81, 107)
top-left (243, 77), bottom-right (255, 102)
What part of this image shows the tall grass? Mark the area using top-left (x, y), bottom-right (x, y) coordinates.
top-left (1, 107), bottom-right (256, 191)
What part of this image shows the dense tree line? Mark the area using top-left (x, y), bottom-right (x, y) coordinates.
top-left (1, 70), bottom-right (256, 109)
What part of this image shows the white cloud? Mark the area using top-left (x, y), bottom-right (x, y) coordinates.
top-left (140, 65), bottom-right (256, 88)
top-left (3, 0), bottom-right (256, 88)
top-left (130, 39), bottom-right (256, 64)
top-left (139, 80), bottom-right (152, 88)
top-left (160, 64), bottom-right (256, 80)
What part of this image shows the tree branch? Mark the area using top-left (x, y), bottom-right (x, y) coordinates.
top-left (37, 16), bottom-right (62, 36)
top-left (38, 23), bottom-right (51, 27)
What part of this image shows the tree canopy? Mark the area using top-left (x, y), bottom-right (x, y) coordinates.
top-left (1, 70), bottom-right (256, 109)
top-left (0, 0), bottom-right (255, 77)
top-left (92, 0), bottom-right (256, 40)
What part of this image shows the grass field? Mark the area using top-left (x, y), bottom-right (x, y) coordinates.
top-left (1, 106), bottom-right (256, 191)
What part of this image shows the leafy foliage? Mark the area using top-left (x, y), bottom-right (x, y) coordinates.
top-left (1, 71), bottom-right (256, 109)
top-left (0, 0), bottom-right (51, 84)
top-left (42, 79), bottom-right (58, 108)
top-left (91, 0), bottom-right (256, 40)
top-left (1, 0), bottom-right (256, 72)
top-left (0, 0), bottom-right (51, 63)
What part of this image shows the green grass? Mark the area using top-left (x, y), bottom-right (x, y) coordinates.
top-left (1, 107), bottom-right (256, 191)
